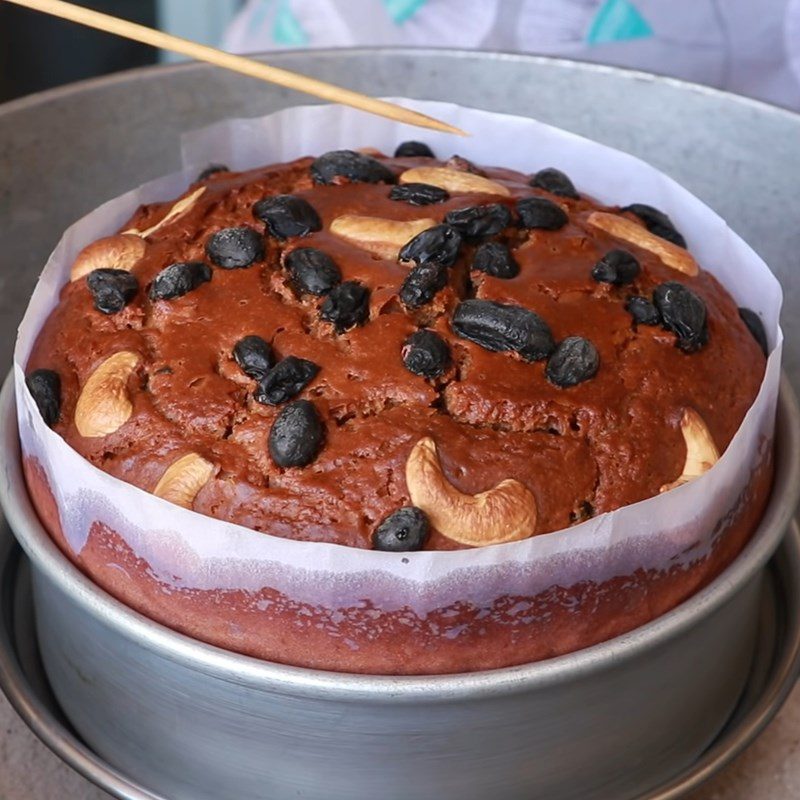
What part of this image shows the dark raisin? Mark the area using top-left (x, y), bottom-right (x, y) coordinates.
top-left (653, 282), bottom-right (708, 352)
top-left (310, 150), bottom-right (394, 185)
top-left (444, 204), bottom-right (512, 239)
top-left (591, 249), bottom-right (640, 286)
top-left (253, 195), bottom-right (321, 240)
top-left (399, 224), bottom-right (462, 267)
top-left (149, 262), bottom-right (211, 300)
top-left (320, 281), bottom-right (370, 332)
top-left (530, 167), bottom-right (579, 199)
top-left (25, 369), bottom-right (61, 427)
top-left (394, 141), bottom-right (435, 158)
top-left (739, 307), bottom-right (768, 356)
top-left (622, 203), bottom-right (686, 248)
top-left (372, 507), bottom-right (430, 552)
top-left (472, 241), bottom-right (519, 279)
top-left (388, 183), bottom-right (449, 206)
top-left (402, 330), bottom-right (451, 378)
top-left (254, 356), bottom-right (320, 405)
top-left (268, 399), bottom-right (324, 468)
top-left (285, 247), bottom-right (341, 296)
top-left (205, 226), bottom-right (264, 269)
top-left (516, 197), bottom-right (569, 230)
top-left (546, 337), bottom-right (600, 387)
top-left (399, 263), bottom-right (448, 309)
top-left (233, 335), bottom-right (273, 380)
top-left (452, 299), bottom-right (555, 361)
top-left (196, 163), bottom-right (229, 181)
top-left (626, 296), bottom-right (661, 326)
top-left (86, 269), bottom-right (139, 314)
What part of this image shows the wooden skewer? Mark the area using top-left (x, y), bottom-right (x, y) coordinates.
top-left (3, 0), bottom-right (468, 136)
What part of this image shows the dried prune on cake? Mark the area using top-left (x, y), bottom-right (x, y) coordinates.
top-left (401, 330), bottom-right (451, 378)
top-left (25, 369), bottom-right (61, 426)
top-left (372, 507), bottom-right (430, 551)
top-left (444, 204), bottom-right (512, 239)
top-left (625, 296), bottom-right (661, 326)
top-left (254, 356), bottom-right (320, 405)
top-left (205, 226), bottom-right (264, 269)
top-left (399, 262), bottom-right (448, 309)
top-left (86, 269), bottom-right (139, 314)
top-left (285, 248), bottom-right (341, 296)
top-left (310, 150), bottom-right (395, 185)
top-left (530, 167), bottom-right (579, 199)
top-left (394, 141), bottom-right (435, 158)
top-left (388, 183), bottom-right (449, 206)
top-left (622, 203), bottom-right (686, 248)
top-left (516, 196), bottom-right (569, 230)
top-left (320, 281), bottom-right (370, 332)
top-left (472, 241), bottom-right (519, 279)
top-left (653, 282), bottom-right (708, 352)
top-left (398, 224), bottom-right (461, 267)
top-left (739, 308), bottom-right (769, 356)
top-left (253, 195), bottom-right (321, 239)
top-left (233, 336), bottom-right (273, 380)
top-left (546, 337), bottom-right (600, 387)
top-left (452, 299), bottom-right (555, 361)
top-left (149, 262), bottom-right (211, 300)
top-left (268, 399), bottom-right (324, 468)
top-left (591, 250), bottom-right (640, 286)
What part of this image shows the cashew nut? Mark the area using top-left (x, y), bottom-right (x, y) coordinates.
top-left (74, 351), bottom-right (140, 438)
top-left (70, 234), bottom-right (147, 282)
top-left (330, 214), bottom-right (436, 260)
top-left (660, 408), bottom-right (720, 492)
top-left (153, 452), bottom-right (215, 509)
top-left (399, 167), bottom-right (510, 197)
top-left (405, 437), bottom-right (538, 546)
top-left (124, 186), bottom-right (206, 239)
top-left (587, 211), bottom-right (699, 277)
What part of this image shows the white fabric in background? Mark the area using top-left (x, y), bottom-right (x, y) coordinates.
top-left (223, 0), bottom-right (800, 110)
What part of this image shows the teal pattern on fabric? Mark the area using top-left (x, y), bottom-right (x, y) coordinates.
top-left (382, 0), bottom-right (428, 25)
top-left (273, 0), bottom-right (308, 46)
top-left (586, 0), bottom-right (653, 45)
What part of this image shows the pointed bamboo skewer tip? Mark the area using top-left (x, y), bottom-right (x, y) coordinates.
top-left (3, 0), bottom-right (468, 137)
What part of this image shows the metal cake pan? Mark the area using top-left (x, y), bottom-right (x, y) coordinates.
top-left (1, 50), bottom-right (800, 800)
top-left (1, 373), bottom-right (799, 800)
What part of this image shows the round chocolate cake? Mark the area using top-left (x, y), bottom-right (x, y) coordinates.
top-left (22, 143), bottom-right (771, 672)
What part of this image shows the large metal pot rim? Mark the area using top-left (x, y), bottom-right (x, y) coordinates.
top-left (3, 47), bottom-right (800, 123)
top-left (3, 372), bottom-right (798, 699)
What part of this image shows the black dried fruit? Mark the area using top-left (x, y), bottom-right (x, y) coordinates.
top-left (254, 356), bottom-right (320, 405)
top-left (205, 226), bottom-right (264, 269)
top-left (398, 224), bottom-right (462, 267)
top-left (444, 203), bottom-right (512, 239)
top-left (591, 249), bottom-right (640, 286)
top-left (653, 281), bottom-right (708, 352)
top-left (86, 268), bottom-right (139, 314)
top-left (739, 307), bottom-right (769, 356)
top-left (625, 296), bottom-right (661, 326)
top-left (472, 241), bottom-right (519, 279)
top-left (372, 507), bottom-right (430, 552)
top-left (196, 163), bottom-right (229, 181)
top-left (401, 330), bottom-right (451, 378)
top-left (516, 196), bottom-right (569, 230)
top-left (394, 141), bottom-right (435, 158)
top-left (285, 247), bottom-right (341, 296)
top-left (452, 299), bottom-right (555, 361)
top-left (310, 150), bottom-right (395, 185)
top-left (268, 399), bottom-right (324, 468)
top-left (320, 281), bottom-right (370, 332)
top-left (399, 262), bottom-right (448, 309)
top-left (546, 337), bottom-right (600, 388)
top-left (253, 195), bottom-right (321, 240)
top-left (530, 167), bottom-right (579, 199)
top-left (149, 261), bottom-right (211, 300)
top-left (622, 203), bottom-right (686, 248)
top-left (233, 335), bottom-right (273, 380)
top-left (388, 183), bottom-right (449, 206)
top-left (25, 369), bottom-right (61, 427)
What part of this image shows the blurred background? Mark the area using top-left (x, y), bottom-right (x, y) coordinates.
top-left (1, 0), bottom-right (799, 108)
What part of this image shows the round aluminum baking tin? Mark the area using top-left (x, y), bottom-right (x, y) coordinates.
top-left (3, 518), bottom-right (795, 800)
top-left (1, 371), bottom-right (799, 800)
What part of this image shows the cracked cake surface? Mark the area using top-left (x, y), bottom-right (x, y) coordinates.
top-left (26, 147), bottom-right (767, 552)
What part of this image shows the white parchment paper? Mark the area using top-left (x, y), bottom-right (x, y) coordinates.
top-left (12, 101), bottom-right (783, 613)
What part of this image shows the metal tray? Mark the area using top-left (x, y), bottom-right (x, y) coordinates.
top-left (1, 514), bottom-right (798, 800)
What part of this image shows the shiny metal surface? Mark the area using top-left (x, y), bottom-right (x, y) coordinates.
top-left (0, 373), bottom-right (799, 799)
top-left (3, 520), bottom-right (794, 800)
top-left (0, 51), bottom-right (799, 379)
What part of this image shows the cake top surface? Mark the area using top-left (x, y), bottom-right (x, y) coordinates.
top-left (26, 144), bottom-right (767, 551)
